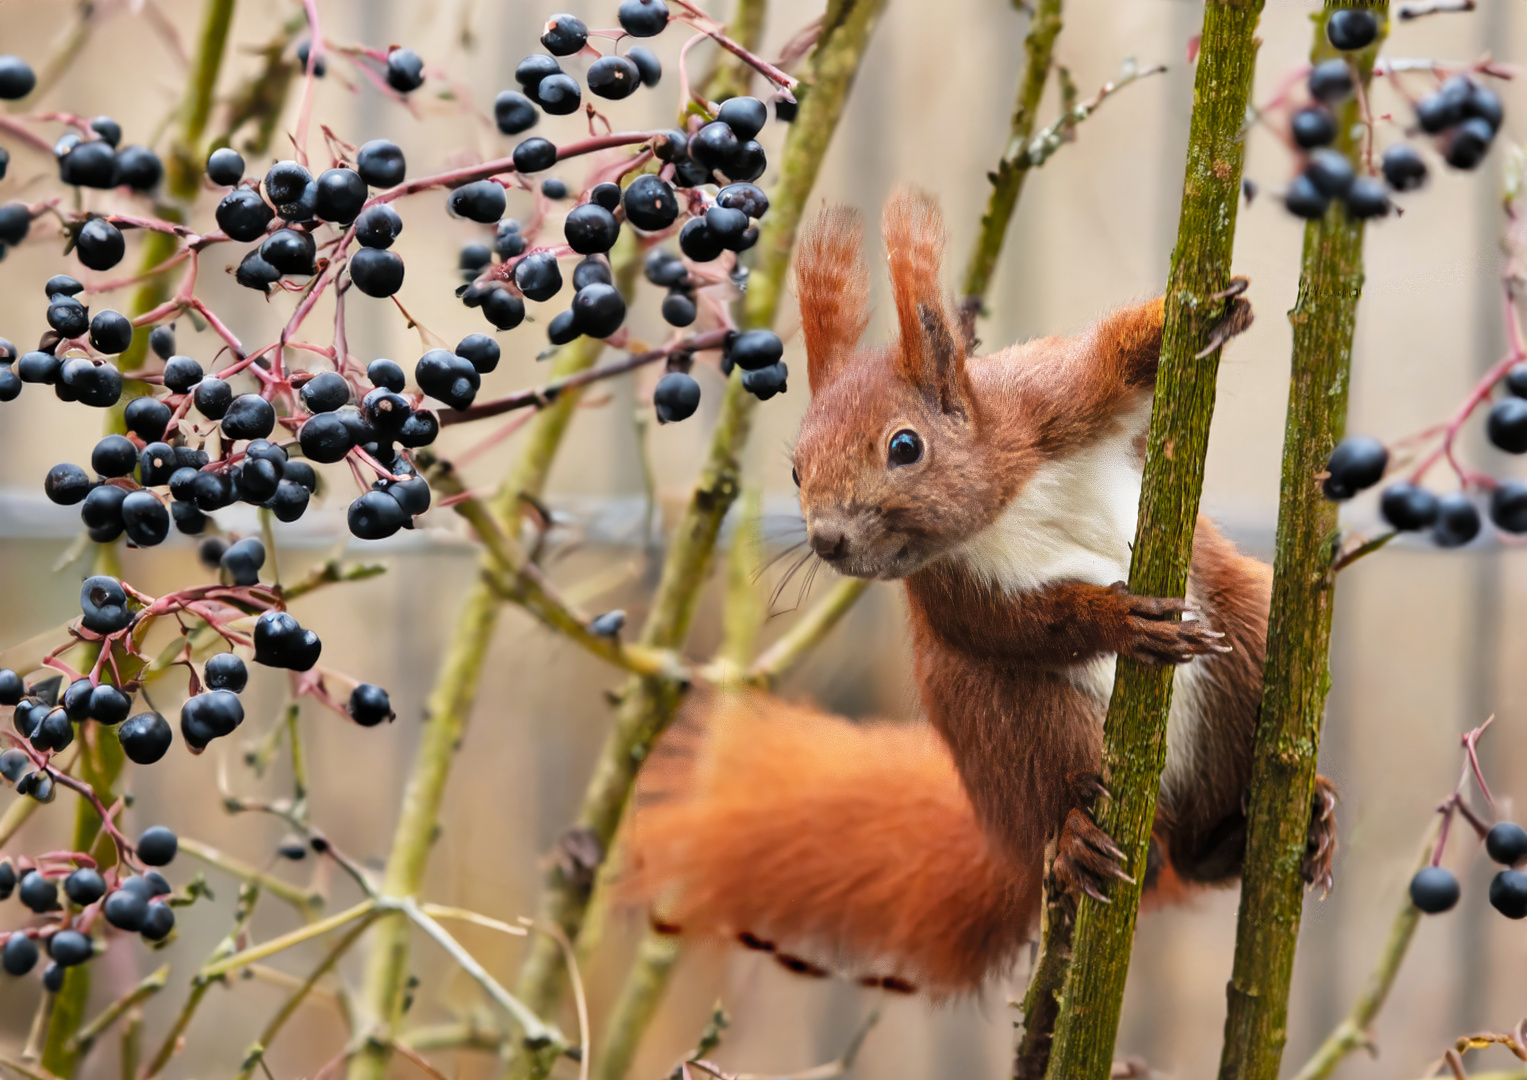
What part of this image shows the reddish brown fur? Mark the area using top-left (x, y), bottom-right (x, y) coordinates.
top-left (795, 205), bottom-right (870, 393)
top-left (625, 691), bottom-right (1039, 995)
top-left (625, 190), bottom-right (1335, 994)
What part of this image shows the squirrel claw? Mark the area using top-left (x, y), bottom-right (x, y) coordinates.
top-left (1055, 807), bottom-right (1134, 902)
top-left (1301, 775), bottom-right (1339, 894)
top-left (1107, 583), bottom-right (1230, 665)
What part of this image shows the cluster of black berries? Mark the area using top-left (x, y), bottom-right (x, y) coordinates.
top-left (1410, 821), bottom-right (1527, 918)
top-left (53, 117), bottom-right (163, 196)
top-left (1283, 39), bottom-right (1504, 224)
top-left (0, 829), bottom-right (179, 987)
top-left (1284, 61), bottom-right (1394, 222)
top-left (0, 275), bottom-right (141, 408)
top-left (499, 1), bottom-right (668, 131)
top-left (1415, 73), bottom-right (1504, 171)
top-left (1326, 360), bottom-right (1527, 545)
top-left (215, 146), bottom-right (408, 296)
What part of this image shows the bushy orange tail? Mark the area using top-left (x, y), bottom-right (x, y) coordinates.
top-left (623, 690), bottom-right (1042, 996)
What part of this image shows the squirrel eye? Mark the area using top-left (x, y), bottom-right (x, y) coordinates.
top-left (888, 429), bottom-right (923, 468)
top-left (791, 465), bottom-right (800, 487)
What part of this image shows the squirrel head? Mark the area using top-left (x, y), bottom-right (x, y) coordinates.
top-left (790, 189), bottom-right (1006, 580)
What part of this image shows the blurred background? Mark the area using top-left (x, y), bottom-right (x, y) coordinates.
top-left (0, 0), bottom-right (1524, 1076)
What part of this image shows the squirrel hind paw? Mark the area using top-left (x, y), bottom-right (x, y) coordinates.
top-left (1055, 807), bottom-right (1134, 903)
top-left (1301, 775), bottom-right (1339, 895)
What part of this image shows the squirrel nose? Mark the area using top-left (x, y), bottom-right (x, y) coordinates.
top-left (808, 524), bottom-right (848, 561)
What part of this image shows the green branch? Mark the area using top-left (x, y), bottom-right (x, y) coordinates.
top-left (508, 0), bottom-right (888, 1064)
top-left (1217, 7), bottom-right (1387, 1079)
top-left (960, 0), bottom-right (1062, 328)
top-left (1043, 3), bottom-right (1264, 1077)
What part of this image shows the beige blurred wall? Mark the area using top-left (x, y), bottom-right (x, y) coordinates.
top-left (1, 0), bottom-right (1526, 1077)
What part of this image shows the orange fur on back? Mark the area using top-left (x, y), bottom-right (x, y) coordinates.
top-left (624, 690), bottom-right (1039, 995)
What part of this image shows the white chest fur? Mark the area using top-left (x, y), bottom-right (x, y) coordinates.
top-left (948, 393), bottom-right (1208, 803)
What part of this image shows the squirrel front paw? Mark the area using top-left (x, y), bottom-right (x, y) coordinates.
top-left (1055, 805), bottom-right (1134, 903)
top-left (1301, 774), bottom-right (1339, 894)
top-left (1108, 582), bottom-right (1233, 665)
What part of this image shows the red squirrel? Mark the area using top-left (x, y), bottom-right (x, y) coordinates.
top-left (627, 188), bottom-right (1337, 996)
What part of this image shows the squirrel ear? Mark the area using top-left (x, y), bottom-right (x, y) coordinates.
top-left (883, 187), bottom-right (970, 417)
top-left (795, 205), bottom-right (869, 393)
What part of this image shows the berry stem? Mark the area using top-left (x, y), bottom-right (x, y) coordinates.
top-left (292, 0), bottom-right (325, 168)
top-left (438, 329), bottom-right (730, 426)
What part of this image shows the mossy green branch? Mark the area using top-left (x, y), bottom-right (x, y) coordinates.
top-left (1043, 3), bottom-right (1264, 1077)
top-left (1216, 7), bottom-right (1386, 1079)
top-left (509, 0), bottom-right (887, 1052)
top-left (960, 0), bottom-right (1062, 329)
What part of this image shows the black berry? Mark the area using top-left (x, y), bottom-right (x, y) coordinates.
top-left (314, 167), bottom-right (367, 224)
top-left (457, 334), bottom-right (500, 374)
top-left (220, 537), bottom-right (265, 585)
top-left (495, 90), bottom-right (539, 135)
top-left (193, 376), bottom-right (233, 420)
top-left (588, 56), bottom-right (640, 100)
top-left (137, 826), bottom-right (178, 866)
top-left (742, 361), bottom-right (788, 400)
top-left (618, 0), bottom-right (669, 36)
top-left (1, 935), bottom-right (38, 976)
top-left (0, 55), bottom-right (37, 100)
top-left (1445, 118), bottom-right (1494, 171)
top-left (76, 219), bottom-right (125, 270)
top-left (1486, 821), bottom-right (1527, 866)
top-left (121, 490), bottom-right (170, 546)
top-left (449, 181), bottom-right (506, 223)
top-left (1487, 397), bottom-right (1527, 453)
top-left (216, 188), bottom-right (274, 242)
top-left (64, 869), bottom-right (105, 906)
top-left (514, 251), bottom-right (563, 302)
top-left (513, 137), bottom-right (558, 174)
top-left (356, 140), bottom-right (406, 187)
top-left (1432, 493), bottom-right (1481, 548)
top-left (629, 46), bottom-right (662, 87)
top-left (301, 370), bottom-right (351, 412)
top-left (206, 147), bottom-right (244, 186)
top-left (654, 372), bottom-right (700, 422)
top-left (1489, 869), bottom-right (1527, 919)
top-left (222, 394), bottom-right (276, 440)
top-left (1343, 177), bottom-right (1390, 220)
top-left (661, 290), bottom-right (696, 326)
top-left (385, 48), bottom-right (426, 93)
top-left (1409, 866), bottom-right (1460, 914)
top-left (118, 711), bottom-right (172, 764)
top-left (726, 329), bottom-right (784, 371)
top-left (1381, 143), bottom-right (1427, 191)
top-left (1326, 9), bottom-right (1377, 51)
top-left (541, 14), bottom-right (588, 55)
top-left (1321, 436), bottom-right (1387, 500)
top-left (19, 871), bottom-right (59, 913)
top-left (623, 175), bottom-right (679, 231)
top-left (415, 348), bottom-right (480, 410)
top-left (1489, 480), bottom-right (1527, 534)
top-left (299, 412), bottom-right (354, 462)
top-left (482, 287), bottom-right (526, 330)
top-left (355, 204), bottom-right (403, 249)
top-left (572, 283), bottom-right (626, 337)
top-left (1380, 482), bottom-right (1437, 531)
top-left (350, 248), bottom-right (406, 297)
top-left (348, 683), bottom-right (395, 726)
top-left (348, 490), bottom-right (409, 539)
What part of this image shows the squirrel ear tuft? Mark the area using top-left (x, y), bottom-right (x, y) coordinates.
top-left (795, 205), bottom-right (869, 393)
top-left (883, 187), bottom-right (970, 417)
